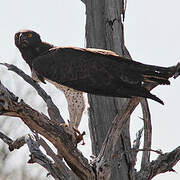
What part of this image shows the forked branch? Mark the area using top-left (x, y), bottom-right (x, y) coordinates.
top-left (0, 63), bottom-right (96, 180)
top-left (136, 146), bottom-right (180, 179)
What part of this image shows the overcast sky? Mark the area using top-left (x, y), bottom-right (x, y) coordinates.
top-left (0, 0), bottom-right (179, 180)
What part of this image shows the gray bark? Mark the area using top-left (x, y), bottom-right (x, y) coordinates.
top-left (85, 0), bottom-right (132, 179)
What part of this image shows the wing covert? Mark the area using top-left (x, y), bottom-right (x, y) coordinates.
top-left (32, 47), bottom-right (142, 95)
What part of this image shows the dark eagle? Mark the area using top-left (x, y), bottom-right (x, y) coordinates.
top-left (14, 30), bottom-right (172, 105)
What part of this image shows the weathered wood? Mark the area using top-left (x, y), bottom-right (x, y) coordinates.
top-left (0, 132), bottom-right (73, 180)
top-left (140, 99), bottom-right (152, 168)
top-left (0, 67), bottom-right (96, 180)
top-left (136, 146), bottom-right (180, 180)
top-left (85, 0), bottom-right (134, 179)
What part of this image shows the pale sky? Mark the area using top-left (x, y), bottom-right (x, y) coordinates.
top-left (0, 0), bottom-right (179, 180)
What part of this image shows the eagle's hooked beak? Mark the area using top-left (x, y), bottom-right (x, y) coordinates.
top-left (19, 33), bottom-right (29, 48)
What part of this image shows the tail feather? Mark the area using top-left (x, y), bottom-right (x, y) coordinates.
top-left (142, 74), bottom-right (170, 85)
top-left (131, 85), bottom-right (164, 105)
top-left (138, 64), bottom-right (172, 85)
top-left (147, 93), bottom-right (164, 105)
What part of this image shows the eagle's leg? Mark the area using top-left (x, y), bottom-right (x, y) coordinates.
top-left (64, 89), bottom-right (85, 129)
top-left (63, 88), bottom-right (86, 145)
top-left (73, 127), bottom-right (86, 145)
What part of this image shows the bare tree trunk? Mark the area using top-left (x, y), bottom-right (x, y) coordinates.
top-left (85, 0), bottom-right (132, 179)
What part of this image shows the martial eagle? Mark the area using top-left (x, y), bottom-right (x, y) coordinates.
top-left (15, 30), bottom-right (172, 118)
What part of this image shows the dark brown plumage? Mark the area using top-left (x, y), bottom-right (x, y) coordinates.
top-left (14, 30), bottom-right (173, 105)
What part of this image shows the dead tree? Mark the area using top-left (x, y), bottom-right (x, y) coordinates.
top-left (0, 1), bottom-right (180, 180)
top-left (85, 0), bottom-right (180, 179)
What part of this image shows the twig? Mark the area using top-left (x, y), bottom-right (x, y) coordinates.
top-left (133, 127), bottom-right (144, 150)
top-left (134, 148), bottom-right (163, 155)
top-left (0, 131), bottom-right (26, 151)
top-left (0, 131), bottom-right (13, 145)
top-left (116, 148), bottom-right (163, 162)
top-left (131, 127), bottom-right (144, 166)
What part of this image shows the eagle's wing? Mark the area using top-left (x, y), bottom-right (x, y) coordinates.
top-left (32, 47), bottom-right (169, 104)
top-left (32, 47), bottom-right (135, 93)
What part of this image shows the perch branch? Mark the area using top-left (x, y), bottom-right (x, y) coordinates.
top-left (140, 99), bottom-right (152, 168)
top-left (0, 69), bottom-right (95, 180)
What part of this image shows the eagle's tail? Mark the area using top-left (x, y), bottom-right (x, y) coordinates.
top-left (138, 63), bottom-right (176, 85)
top-left (130, 85), bottom-right (164, 105)
top-left (145, 92), bottom-right (164, 105)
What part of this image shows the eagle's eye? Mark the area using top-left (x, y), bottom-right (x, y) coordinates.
top-left (27, 33), bottom-right (33, 38)
top-left (15, 34), bottom-right (19, 39)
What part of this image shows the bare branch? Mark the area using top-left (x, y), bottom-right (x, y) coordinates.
top-left (25, 134), bottom-right (72, 180)
top-left (0, 131), bottom-right (13, 145)
top-left (131, 127), bottom-right (144, 166)
top-left (35, 134), bottom-right (63, 160)
top-left (0, 80), bottom-right (95, 179)
top-left (150, 146), bottom-right (180, 176)
top-left (0, 63), bottom-right (64, 124)
top-left (136, 146), bottom-right (180, 179)
top-left (134, 148), bottom-right (163, 155)
top-left (133, 127), bottom-right (144, 150)
top-left (116, 148), bottom-right (163, 164)
top-left (35, 135), bottom-right (78, 179)
top-left (0, 132), bottom-right (68, 179)
top-left (0, 131), bottom-right (26, 151)
top-left (0, 130), bottom-right (78, 179)
top-left (140, 99), bottom-right (152, 168)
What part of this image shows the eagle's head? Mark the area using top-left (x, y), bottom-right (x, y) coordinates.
top-left (14, 30), bottom-right (53, 70)
top-left (14, 30), bottom-right (44, 67)
top-left (14, 30), bottom-right (41, 50)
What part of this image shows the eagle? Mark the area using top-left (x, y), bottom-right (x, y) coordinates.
top-left (15, 30), bottom-right (172, 117)
top-left (15, 30), bottom-right (85, 129)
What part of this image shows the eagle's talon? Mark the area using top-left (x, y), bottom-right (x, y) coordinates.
top-left (61, 124), bottom-right (86, 145)
top-left (73, 127), bottom-right (86, 145)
